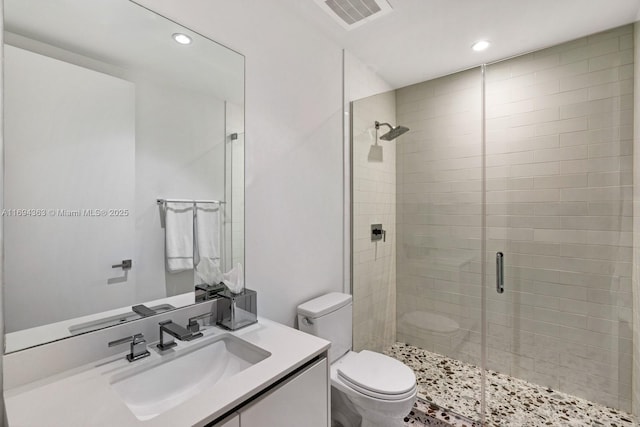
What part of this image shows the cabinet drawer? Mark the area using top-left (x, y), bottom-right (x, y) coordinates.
top-left (240, 358), bottom-right (328, 427)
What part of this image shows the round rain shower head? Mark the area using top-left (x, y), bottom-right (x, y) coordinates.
top-left (375, 121), bottom-right (410, 141)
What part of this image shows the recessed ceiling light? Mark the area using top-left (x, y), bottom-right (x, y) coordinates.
top-left (172, 33), bottom-right (192, 45)
top-left (472, 40), bottom-right (490, 52)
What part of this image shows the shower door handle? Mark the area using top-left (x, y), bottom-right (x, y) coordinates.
top-left (496, 252), bottom-right (504, 294)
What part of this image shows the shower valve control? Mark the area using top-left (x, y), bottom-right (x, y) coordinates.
top-left (371, 224), bottom-right (386, 242)
top-left (112, 259), bottom-right (132, 270)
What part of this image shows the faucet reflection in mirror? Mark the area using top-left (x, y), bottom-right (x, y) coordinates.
top-left (3, 0), bottom-right (245, 353)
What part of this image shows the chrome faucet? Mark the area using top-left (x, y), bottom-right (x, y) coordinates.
top-left (108, 333), bottom-right (150, 362)
top-left (157, 320), bottom-right (203, 351)
top-left (187, 311), bottom-right (214, 334)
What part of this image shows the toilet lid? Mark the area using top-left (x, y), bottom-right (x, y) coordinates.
top-left (337, 351), bottom-right (416, 400)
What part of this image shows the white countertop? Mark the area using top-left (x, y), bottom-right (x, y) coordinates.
top-left (4, 317), bottom-right (330, 426)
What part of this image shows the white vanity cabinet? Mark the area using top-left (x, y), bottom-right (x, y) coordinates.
top-left (211, 358), bottom-right (328, 427)
top-left (237, 358), bottom-right (328, 427)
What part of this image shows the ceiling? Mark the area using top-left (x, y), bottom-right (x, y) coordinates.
top-left (4, 0), bottom-right (244, 104)
top-left (283, 0), bottom-right (640, 89)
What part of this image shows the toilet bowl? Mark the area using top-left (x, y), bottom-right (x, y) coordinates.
top-left (331, 350), bottom-right (417, 427)
top-left (297, 293), bottom-right (417, 427)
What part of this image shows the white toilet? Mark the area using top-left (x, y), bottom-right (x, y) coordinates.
top-left (297, 292), bottom-right (417, 427)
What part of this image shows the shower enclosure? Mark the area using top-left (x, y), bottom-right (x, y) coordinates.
top-left (351, 24), bottom-right (634, 425)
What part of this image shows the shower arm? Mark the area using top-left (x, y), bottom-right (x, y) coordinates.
top-left (375, 121), bottom-right (393, 131)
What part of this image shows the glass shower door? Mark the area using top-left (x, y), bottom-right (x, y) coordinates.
top-left (392, 67), bottom-right (485, 422)
top-left (483, 26), bottom-right (634, 425)
top-left (351, 68), bottom-right (486, 422)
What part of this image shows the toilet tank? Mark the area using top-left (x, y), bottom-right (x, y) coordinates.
top-left (297, 293), bottom-right (352, 363)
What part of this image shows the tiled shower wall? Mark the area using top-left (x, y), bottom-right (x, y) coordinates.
top-left (484, 25), bottom-right (633, 411)
top-left (395, 69), bottom-right (483, 364)
top-left (396, 25), bottom-right (634, 411)
top-left (352, 91), bottom-right (397, 353)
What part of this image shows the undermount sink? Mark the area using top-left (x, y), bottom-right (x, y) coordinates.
top-left (109, 333), bottom-right (271, 421)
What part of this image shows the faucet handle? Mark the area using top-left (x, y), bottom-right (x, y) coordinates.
top-left (108, 333), bottom-right (150, 362)
top-left (108, 333), bottom-right (139, 347)
top-left (187, 312), bottom-right (214, 333)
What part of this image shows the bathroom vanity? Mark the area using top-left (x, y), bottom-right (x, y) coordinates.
top-left (3, 315), bottom-right (330, 426)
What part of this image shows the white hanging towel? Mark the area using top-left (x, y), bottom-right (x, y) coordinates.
top-left (194, 203), bottom-right (223, 285)
top-left (164, 202), bottom-right (194, 272)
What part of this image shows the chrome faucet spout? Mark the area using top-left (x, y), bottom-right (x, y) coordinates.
top-left (157, 320), bottom-right (202, 351)
top-left (187, 311), bottom-right (214, 333)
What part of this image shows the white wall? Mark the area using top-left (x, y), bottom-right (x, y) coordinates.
top-left (1, 3), bottom-right (6, 424)
top-left (344, 51), bottom-right (395, 104)
top-left (4, 45), bottom-right (138, 331)
top-left (134, 0), bottom-right (345, 326)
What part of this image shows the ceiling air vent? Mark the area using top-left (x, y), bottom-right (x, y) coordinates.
top-left (314, 0), bottom-right (393, 30)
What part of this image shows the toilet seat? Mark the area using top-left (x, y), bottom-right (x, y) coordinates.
top-left (336, 350), bottom-right (417, 401)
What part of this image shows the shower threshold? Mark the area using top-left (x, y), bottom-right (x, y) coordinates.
top-left (387, 343), bottom-right (636, 427)
top-left (405, 397), bottom-right (479, 426)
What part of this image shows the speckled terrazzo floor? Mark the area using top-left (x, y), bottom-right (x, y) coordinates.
top-left (387, 343), bottom-right (637, 427)
top-left (404, 397), bottom-right (480, 426)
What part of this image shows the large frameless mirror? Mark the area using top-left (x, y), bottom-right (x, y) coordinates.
top-left (3, 0), bottom-right (245, 352)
